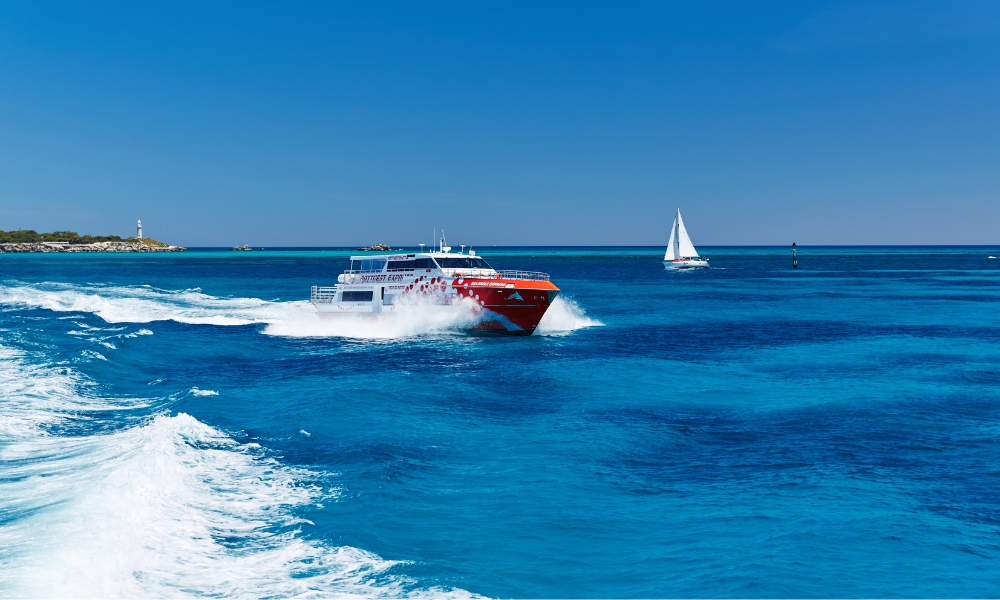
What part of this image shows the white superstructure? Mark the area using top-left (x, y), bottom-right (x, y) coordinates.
top-left (313, 250), bottom-right (495, 315)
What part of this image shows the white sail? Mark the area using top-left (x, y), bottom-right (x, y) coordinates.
top-left (664, 216), bottom-right (677, 261)
top-left (676, 209), bottom-right (699, 258)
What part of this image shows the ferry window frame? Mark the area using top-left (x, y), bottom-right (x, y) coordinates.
top-left (436, 257), bottom-right (493, 270)
top-left (386, 260), bottom-right (414, 271)
top-left (387, 257), bottom-right (439, 271)
top-left (341, 290), bottom-right (374, 302)
top-left (358, 258), bottom-right (386, 272)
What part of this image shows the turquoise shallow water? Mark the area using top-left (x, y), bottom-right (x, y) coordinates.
top-left (1, 246), bottom-right (999, 597)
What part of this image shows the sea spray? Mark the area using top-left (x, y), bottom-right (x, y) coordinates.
top-left (0, 345), bottom-right (153, 440)
top-left (262, 294), bottom-right (487, 339)
top-left (0, 282), bottom-right (288, 326)
top-left (534, 296), bottom-right (603, 335)
top-left (0, 282), bottom-right (600, 340)
top-left (0, 343), bottom-right (476, 598)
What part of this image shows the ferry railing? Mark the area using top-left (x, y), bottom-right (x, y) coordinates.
top-left (497, 270), bottom-right (550, 281)
top-left (311, 286), bottom-right (337, 304)
top-left (330, 270), bottom-right (551, 285)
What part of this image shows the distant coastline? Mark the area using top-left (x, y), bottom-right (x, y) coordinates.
top-left (0, 230), bottom-right (185, 253)
top-left (0, 240), bottom-right (186, 253)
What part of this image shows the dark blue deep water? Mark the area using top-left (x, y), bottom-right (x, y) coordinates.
top-left (1, 247), bottom-right (999, 597)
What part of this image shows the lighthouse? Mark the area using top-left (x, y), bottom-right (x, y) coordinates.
top-left (137, 220), bottom-right (143, 239)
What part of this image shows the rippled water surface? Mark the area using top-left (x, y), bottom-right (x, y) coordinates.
top-left (1, 246), bottom-right (999, 597)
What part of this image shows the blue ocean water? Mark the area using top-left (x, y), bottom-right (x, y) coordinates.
top-left (1, 246), bottom-right (999, 597)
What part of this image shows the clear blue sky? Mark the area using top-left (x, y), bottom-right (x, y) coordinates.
top-left (1, 1), bottom-right (998, 246)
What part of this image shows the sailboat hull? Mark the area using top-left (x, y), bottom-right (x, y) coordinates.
top-left (663, 258), bottom-right (709, 270)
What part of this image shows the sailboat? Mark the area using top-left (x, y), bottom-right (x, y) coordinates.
top-left (663, 208), bottom-right (709, 270)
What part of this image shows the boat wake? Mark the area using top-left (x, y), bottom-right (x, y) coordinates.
top-left (0, 342), bottom-right (475, 598)
top-left (0, 282), bottom-right (290, 326)
top-left (0, 282), bottom-right (601, 339)
top-left (534, 296), bottom-right (603, 335)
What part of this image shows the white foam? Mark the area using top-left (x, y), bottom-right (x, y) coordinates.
top-left (0, 345), bottom-right (135, 439)
top-left (263, 295), bottom-right (485, 339)
top-left (0, 281), bottom-right (599, 341)
top-left (80, 350), bottom-right (108, 361)
top-left (189, 387), bottom-right (219, 396)
top-left (0, 282), bottom-right (286, 326)
top-left (534, 296), bottom-right (603, 336)
top-left (0, 344), bottom-right (478, 598)
top-left (0, 413), bottom-right (416, 598)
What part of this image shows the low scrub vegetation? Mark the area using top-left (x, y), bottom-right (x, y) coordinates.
top-left (126, 237), bottom-right (169, 247)
top-left (0, 230), bottom-right (124, 244)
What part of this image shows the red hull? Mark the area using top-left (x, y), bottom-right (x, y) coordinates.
top-left (452, 277), bottom-right (560, 335)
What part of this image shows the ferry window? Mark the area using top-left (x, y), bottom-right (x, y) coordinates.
top-left (436, 257), bottom-right (493, 269)
top-left (387, 258), bottom-right (437, 270)
top-left (342, 291), bottom-right (374, 302)
top-left (359, 259), bottom-right (385, 272)
top-left (387, 260), bottom-right (414, 271)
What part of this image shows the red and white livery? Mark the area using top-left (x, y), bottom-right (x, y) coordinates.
top-left (311, 244), bottom-right (559, 335)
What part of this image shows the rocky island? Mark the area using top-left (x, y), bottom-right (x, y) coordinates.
top-left (0, 229), bottom-right (186, 253)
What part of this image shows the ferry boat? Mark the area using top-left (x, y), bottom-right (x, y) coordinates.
top-left (310, 240), bottom-right (559, 335)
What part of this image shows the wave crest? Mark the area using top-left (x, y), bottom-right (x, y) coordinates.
top-left (0, 344), bottom-right (477, 598)
top-left (535, 296), bottom-right (603, 335)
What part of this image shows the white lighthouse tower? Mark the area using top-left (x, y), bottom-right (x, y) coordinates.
top-left (137, 220), bottom-right (143, 239)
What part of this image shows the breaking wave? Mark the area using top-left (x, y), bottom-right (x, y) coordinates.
top-left (0, 282), bottom-right (600, 339)
top-left (0, 343), bottom-right (475, 598)
top-left (534, 297), bottom-right (603, 335)
top-left (0, 282), bottom-right (290, 326)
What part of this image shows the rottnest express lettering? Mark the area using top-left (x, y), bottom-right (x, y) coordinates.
top-left (360, 274), bottom-right (405, 283)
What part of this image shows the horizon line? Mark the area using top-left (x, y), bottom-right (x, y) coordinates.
top-left (179, 244), bottom-right (1000, 249)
